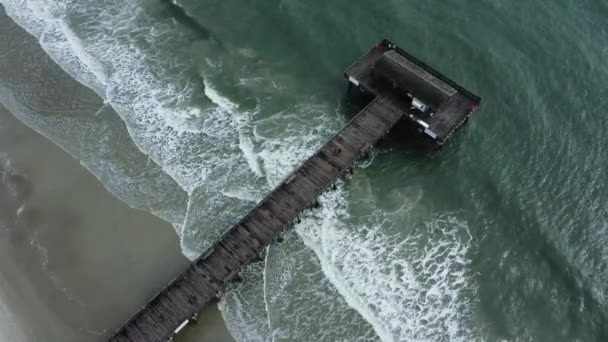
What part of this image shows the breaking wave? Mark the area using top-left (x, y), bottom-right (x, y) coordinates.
top-left (0, 0), bottom-right (480, 340)
top-left (220, 262), bottom-right (273, 342)
top-left (264, 230), bottom-right (378, 342)
top-left (0, 0), bottom-right (269, 257)
top-left (218, 99), bottom-right (478, 340)
top-left (0, 288), bottom-right (27, 342)
top-left (297, 187), bottom-right (478, 342)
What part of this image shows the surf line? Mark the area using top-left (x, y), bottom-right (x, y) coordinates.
top-left (161, 0), bottom-right (223, 47)
top-left (108, 39), bottom-right (481, 342)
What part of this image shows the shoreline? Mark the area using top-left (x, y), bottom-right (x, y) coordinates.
top-left (0, 102), bottom-right (233, 341)
top-left (0, 6), bottom-right (234, 340)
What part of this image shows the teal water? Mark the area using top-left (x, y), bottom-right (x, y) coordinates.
top-left (1, 0), bottom-right (607, 341)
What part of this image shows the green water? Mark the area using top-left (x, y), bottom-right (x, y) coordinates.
top-left (0, 0), bottom-right (607, 341)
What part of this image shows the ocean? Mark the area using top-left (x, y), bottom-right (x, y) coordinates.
top-left (0, 0), bottom-right (607, 341)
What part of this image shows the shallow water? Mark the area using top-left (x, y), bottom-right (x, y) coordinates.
top-left (0, 87), bottom-right (231, 341)
top-left (1, 0), bottom-right (608, 341)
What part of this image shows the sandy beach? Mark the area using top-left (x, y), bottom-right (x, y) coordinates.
top-left (0, 5), bottom-right (234, 340)
top-left (0, 103), bottom-right (232, 341)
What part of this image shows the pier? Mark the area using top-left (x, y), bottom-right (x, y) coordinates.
top-left (109, 39), bottom-right (480, 342)
top-left (345, 40), bottom-right (480, 144)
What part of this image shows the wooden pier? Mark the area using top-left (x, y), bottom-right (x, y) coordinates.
top-left (109, 40), bottom-right (480, 342)
top-left (345, 40), bottom-right (481, 144)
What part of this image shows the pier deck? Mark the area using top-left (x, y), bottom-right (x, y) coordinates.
top-left (109, 95), bottom-right (406, 342)
top-left (109, 39), bottom-right (480, 342)
top-left (345, 40), bottom-right (481, 144)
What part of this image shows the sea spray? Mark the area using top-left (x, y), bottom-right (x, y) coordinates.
top-left (2, 1), bottom-right (479, 340)
top-left (296, 186), bottom-right (478, 342)
top-left (0, 0), bottom-right (275, 257)
top-left (2, 0), bottom-right (608, 340)
top-left (0, 280), bottom-right (28, 342)
top-left (220, 262), bottom-right (273, 342)
top-left (203, 79), bottom-right (263, 178)
top-left (264, 230), bottom-right (378, 341)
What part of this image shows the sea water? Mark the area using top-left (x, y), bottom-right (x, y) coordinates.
top-left (0, 0), bottom-right (607, 341)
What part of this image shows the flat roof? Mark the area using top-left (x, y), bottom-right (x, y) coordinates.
top-left (344, 39), bottom-right (481, 143)
top-left (377, 50), bottom-right (457, 101)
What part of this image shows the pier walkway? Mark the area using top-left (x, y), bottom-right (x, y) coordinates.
top-left (109, 95), bottom-right (406, 342)
top-left (345, 40), bottom-right (480, 144)
top-left (109, 39), bottom-right (481, 342)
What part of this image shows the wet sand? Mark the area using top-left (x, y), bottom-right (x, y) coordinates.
top-left (0, 5), bottom-right (233, 341)
top-left (0, 104), bottom-right (232, 341)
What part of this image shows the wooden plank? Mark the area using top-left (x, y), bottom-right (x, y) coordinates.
top-left (105, 40), bottom-right (484, 342)
top-left (109, 92), bottom-right (407, 342)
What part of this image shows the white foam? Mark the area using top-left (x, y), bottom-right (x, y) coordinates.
top-left (2, 0), bottom-right (107, 97)
top-left (263, 231), bottom-right (378, 342)
top-left (261, 248), bottom-right (277, 342)
top-left (1, 1), bottom-right (480, 340)
top-left (0, 80), bottom-right (188, 231)
top-left (220, 262), bottom-right (273, 342)
top-left (204, 79), bottom-right (263, 178)
top-left (1, 0), bottom-right (277, 260)
top-left (179, 192), bottom-right (195, 242)
top-left (239, 133), bottom-right (263, 178)
top-left (1, 0), bottom-right (186, 188)
top-left (222, 188), bottom-right (261, 204)
top-left (256, 104), bottom-right (339, 186)
top-left (0, 294), bottom-right (27, 342)
top-left (203, 80), bottom-right (239, 112)
top-left (236, 94), bottom-right (479, 341)
top-left (296, 186), bottom-right (478, 342)
top-left (1, 0), bottom-right (260, 193)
